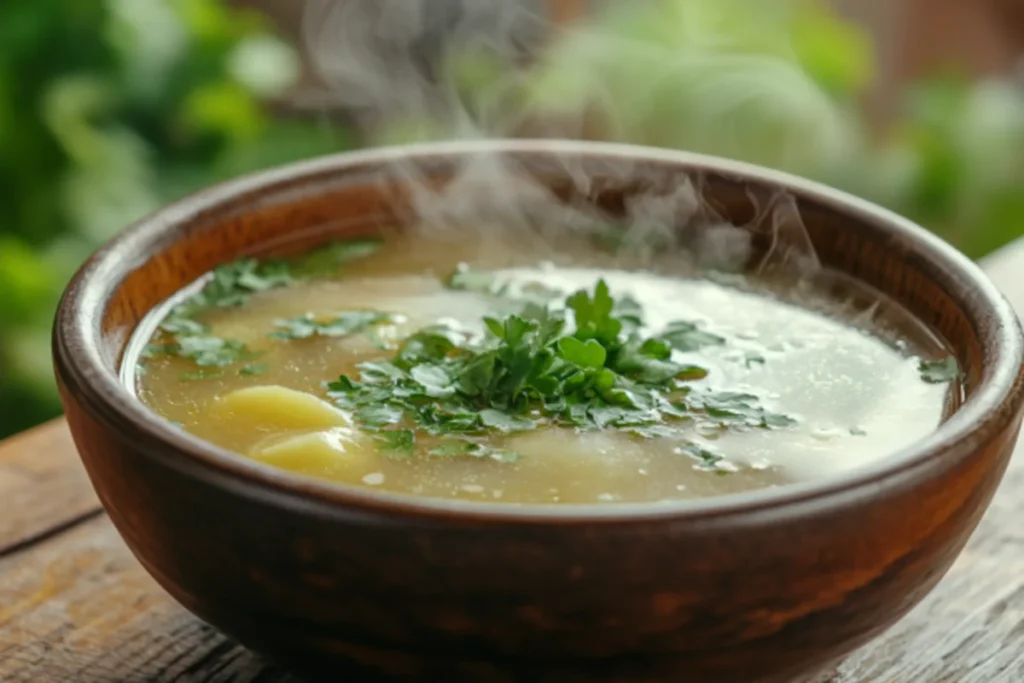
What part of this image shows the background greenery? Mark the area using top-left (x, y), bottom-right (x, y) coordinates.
top-left (2, 0), bottom-right (1022, 438)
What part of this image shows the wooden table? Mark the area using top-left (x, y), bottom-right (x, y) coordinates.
top-left (5, 245), bottom-right (1024, 683)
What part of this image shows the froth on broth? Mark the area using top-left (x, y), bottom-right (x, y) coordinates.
top-left (130, 231), bottom-right (958, 505)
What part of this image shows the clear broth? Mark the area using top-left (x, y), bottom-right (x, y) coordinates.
top-left (132, 233), bottom-right (954, 505)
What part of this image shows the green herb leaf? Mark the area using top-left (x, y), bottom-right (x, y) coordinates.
top-left (919, 356), bottom-right (961, 384)
top-left (357, 403), bottom-right (406, 427)
top-left (177, 336), bottom-right (257, 367)
top-left (558, 336), bottom-right (607, 368)
top-left (613, 336), bottom-right (692, 385)
top-left (149, 238), bottom-right (382, 374)
top-left (479, 408), bottom-right (535, 432)
top-left (429, 438), bottom-right (522, 463)
top-left (659, 321), bottom-right (725, 352)
top-left (326, 278), bottom-right (795, 468)
top-left (689, 390), bottom-right (795, 429)
top-left (239, 363), bottom-right (269, 377)
top-left (269, 311), bottom-right (396, 341)
top-left (567, 279), bottom-right (621, 345)
top-left (678, 442), bottom-right (729, 472)
top-left (410, 364), bottom-right (455, 397)
top-left (373, 430), bottom-right (415, 458)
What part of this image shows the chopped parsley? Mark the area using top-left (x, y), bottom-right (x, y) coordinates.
top-left (239, 363), bottom-right (270, 377)
top-left (269, 311), bottom-right (398, 342)
top-left (141, 238), bottom-right (382, 377)
top-left (919, 356), bottom-right (961, 384)
top-left (328, 279), bottom-right (795, 469)
top-left (445, 263), bottom-right (563, 308)
top-left (170, 258), bottom-right (294, 319)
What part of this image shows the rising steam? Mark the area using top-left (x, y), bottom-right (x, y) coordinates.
top-left (299, 0), bottom-right (831, 276)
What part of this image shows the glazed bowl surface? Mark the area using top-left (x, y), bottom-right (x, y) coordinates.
top-left (53, 140), bottom-right (1024, 683)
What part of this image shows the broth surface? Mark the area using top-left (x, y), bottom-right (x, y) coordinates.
top-left (135, 234), bottom-right (952, 504)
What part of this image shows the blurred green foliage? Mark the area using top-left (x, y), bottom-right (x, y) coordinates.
top-left (545, 0), bottom-right (1024, 257)
top-left (424, 0), bottom-right (1024, 259)
top-left (0, 0), bottom-right (348, 438)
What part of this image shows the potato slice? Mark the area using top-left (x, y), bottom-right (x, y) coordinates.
top-left (251, 428), bottom-right (374, 476)
top-left (213, 385), bottom-right (350, 431)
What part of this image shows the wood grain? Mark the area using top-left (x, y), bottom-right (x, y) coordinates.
top-left (0, 513), bottom-right (298, 683)
top-left (0, 419), bottom-right (101, 555)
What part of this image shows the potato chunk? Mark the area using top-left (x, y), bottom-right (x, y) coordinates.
top-left (250, 428), bottom-right (374, 476)
top-left (213, 385), bottom-right (350, 431)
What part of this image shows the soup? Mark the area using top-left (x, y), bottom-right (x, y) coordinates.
top-left (131, 232), bottom-right (958, 504)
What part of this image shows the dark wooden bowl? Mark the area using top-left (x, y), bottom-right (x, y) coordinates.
top-left (53, 140), bottom-right (1024, 683)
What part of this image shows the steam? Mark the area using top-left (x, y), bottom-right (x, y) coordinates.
top-left (299, 0), bottom-right (826, 277)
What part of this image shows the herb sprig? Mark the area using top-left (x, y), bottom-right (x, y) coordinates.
top-left (328, 279), bottom-right (795, 469)
top-left (269, 311), bottom-right (398, 345)
top-left (918, 356), bottom-right (961, 384)
top-left (143, 239), bottom-right (382, 378)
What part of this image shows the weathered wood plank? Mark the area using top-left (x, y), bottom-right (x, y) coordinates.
top-left (0, 514), bottom-right (300, 683)
top-left (0, 419), bottom-right (101, 555)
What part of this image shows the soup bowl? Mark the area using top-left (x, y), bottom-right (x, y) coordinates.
top-left (53, 140), bottom-right (1024, 682)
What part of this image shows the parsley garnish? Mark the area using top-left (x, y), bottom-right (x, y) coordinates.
top-left (919, 356), bottom-right (961, 384)
top-left (328, 279), bottom-right (796, 468)
top-left (142, 239), bottom-right (382, 377)
top-left (239, 363), bottom-right (270, 377)
top-left (429, 438), bottom-right (522, 463)
top-left (269, 311), bottom-right (398, 342)
top-left (171, 258), bottom-right (294, 319)
top-left (658, 321), bottom-right (725, 352)
top-left (445, 264), bottom-right (563, 308)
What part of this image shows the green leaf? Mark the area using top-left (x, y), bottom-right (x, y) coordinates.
top-left (659, 321), bottom-right (725, 352)
top-left (176, 336), bottom-right (256, 367)
top-left (429, 439), bottom-right (479, 457)
top-left (410, 364), bottom-right (454, 397)
top-left (323, 276), bottom-right (795, 463)
top-left (357, 403), bottom-right (405, 427)
top-left (614, 336), bottom-right (692, 385)
top-left (429, 438), bottom-right (521, 463)
top-left (238, 362), bottom-right (269, 376)
top-left (359, 361), bottom-right (407, 382)
top-left (919, 356), bottom-right (961, 384)
top-left (479, 408), bottom-right (534, 432)
top-left (484, 317), bottom-right (505, 339)
top-left (397, 326), bottom-right (462, 366)
top-left (567, 279), bottom-right (621, 345)
top-left (629, 424), bottom-right (678, 439)
top-left (689, 390), bottom-right (794, 430)
top-left (558, 336), bottom-right (607, 368)
top-left (457, 352), bottom-right (496, 396)
top-left (373, 430), bottom-right (415, 459)
top-left (678, 442), bottom-right (728, 472)
top-left (269, 310), bottom-right (395, 341)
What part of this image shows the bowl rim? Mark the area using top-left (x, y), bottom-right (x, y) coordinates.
top-left (53, 138), bottom-right (1024, 524)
